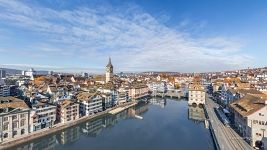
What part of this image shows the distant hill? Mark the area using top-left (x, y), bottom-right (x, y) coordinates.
top-left (0, 68), bottom-right (22, 75)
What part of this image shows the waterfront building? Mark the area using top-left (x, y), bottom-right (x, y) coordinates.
top-left (0, 97), bottom-right (30, 143)
top-left (128, 84), bottom-right (149, 100)
top-left (118, 87), bottom-right (129, 104)
top-left (0, 85), bottom-right (10, 97)
top-left (188, 83), bottom-right (205, 106)
top-left (230, 93), bottom-right (267, 148)
top-left (30, 101), bottom-right (57, 132)
top-left (57, 100), bottom-right (79, 124)
top-left (101, 93), bottom-right (112, 110)
top-left (76, 91), bottom-right (103, 116)
top-left (147, 81), bottom-right (167, 93)
top-left (98, 83), bottom-right (118, 106)
top-left (106, 57), bottom-right (113, 83)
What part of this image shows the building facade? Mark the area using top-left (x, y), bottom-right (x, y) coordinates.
top-left (230, 94), bottom-right (267, 148)
top-left (128, 84), bottom-right (149, 100)
top-left (0, 97), bottom-right (30, 143)
top-left (188, 83), bottom-right (205, 105)
top-left (77, 92), bottom-right (103, 116)
top-left (57, 100), bottom-right (79, 124)
top-left (30, 101), bottom-right (57, 132)
top-left (0, 85), bottom-right (10, 97)
top-left (0, 69), bottom-right (6, 79)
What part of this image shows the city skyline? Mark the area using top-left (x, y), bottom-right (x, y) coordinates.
top-left (0, 0), bottom-right (267, 73)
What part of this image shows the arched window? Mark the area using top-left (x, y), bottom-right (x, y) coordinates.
top-left (21, 129), bottom-right (25, 135)
top-left (3, 133), bottom-right (8, 138)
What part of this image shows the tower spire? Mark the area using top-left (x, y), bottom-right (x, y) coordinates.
top-left (106, 57), bottom-right (113, 67)
top-left (109, 57), bottom-right (111, 64)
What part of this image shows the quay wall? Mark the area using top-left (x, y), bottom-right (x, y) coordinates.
top-left (0, 101), bottom-right (137, 150)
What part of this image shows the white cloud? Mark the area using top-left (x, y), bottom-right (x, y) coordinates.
top-left (0, 0), bottom-right (253, 73)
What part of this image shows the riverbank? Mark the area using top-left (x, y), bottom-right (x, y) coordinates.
top-left (0, 101), bottom-right (137, 150)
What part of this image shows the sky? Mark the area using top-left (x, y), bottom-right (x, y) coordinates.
top-left (0, 0), bottom-right (267, 73)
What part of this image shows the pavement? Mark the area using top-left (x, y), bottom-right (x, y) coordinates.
top-left (205, 95), bottom-right (253, 150)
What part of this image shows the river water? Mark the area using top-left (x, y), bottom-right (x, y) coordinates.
top-left (13, 98), bottom-right (215, 150)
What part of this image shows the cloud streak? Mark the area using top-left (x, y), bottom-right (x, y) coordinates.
top-left (0, 0), bottom-right (253, 73)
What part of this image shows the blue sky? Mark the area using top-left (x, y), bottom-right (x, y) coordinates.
top-left (0, 0), bottom-right (267, 73)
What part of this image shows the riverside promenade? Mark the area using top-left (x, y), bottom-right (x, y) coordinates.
top-left (0, 101), bottom-right (137, 150)
top-left (205, 96), bottom-right (252, 150)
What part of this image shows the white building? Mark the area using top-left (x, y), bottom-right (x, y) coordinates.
top-left (22, 68), bottom-right (36, 80)
top-left (230, 94), bottom-right (267, 148)
top-left (188, 83), bottom-right (205, 106)
top-left (147, 81), bottom-right (167, 93)
top-left (98, 83), bottom-right (118, 106)
top-left (76, 92), bottom-right (103, 116)
top-left (101, 93), bottom-right (112, 110)
top-left (30, 101), bottom-right (57, 132)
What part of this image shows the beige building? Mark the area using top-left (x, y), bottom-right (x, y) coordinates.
top-left (188, 83), bottom-right (205, 106)
top-left (230, 93), bottom-right (267, 148)
top-left (57, 100), bottom-right (79, 124)
top-left (128, 84), bottom-right (149, 100)
top-left (0, 97), bottom-right (30, 143)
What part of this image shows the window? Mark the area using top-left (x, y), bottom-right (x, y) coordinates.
top-left (3, 133), bottom-right (8, 138)
top-left (12, 115), bottom-right (17, 120)
top-left (3, 123), bottom-right (8, 131)
top-left (13, 131), bottom-right (17, 136)
top-left (20, 114), bottom-right (25, 118)
top-left (12, 122), bottom-right (18, 128)
top-left (20, 119), bottom-right (25, 127)
top-left (3, 117), bottom-right (8, 122)
top-left (21, 129), bottom-right (25, 135)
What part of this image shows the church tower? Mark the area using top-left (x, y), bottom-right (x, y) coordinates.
top-left (106, 57), bottom-right (113, 83)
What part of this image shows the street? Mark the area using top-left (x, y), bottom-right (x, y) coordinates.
top-left (205, 96), bottom-right (253, 150)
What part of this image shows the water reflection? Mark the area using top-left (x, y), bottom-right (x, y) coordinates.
top-left (13, 99), bottom-right (214, 150)
top-left (188, 105), bottom-right (206, 124)
top-left (14, 102), bottom-right (150, 150)
top-left (149, 97), bottom-right (167, 108)
top-left (57, 126), bottom-right (80, 145)
top-left (16, 135), bottom-right (57, 150)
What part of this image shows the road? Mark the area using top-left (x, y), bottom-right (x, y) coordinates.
top-left (205, 95), bottom-right (253, 150)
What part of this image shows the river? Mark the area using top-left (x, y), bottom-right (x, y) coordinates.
top-left (13, 98), bottom-right (215, 150)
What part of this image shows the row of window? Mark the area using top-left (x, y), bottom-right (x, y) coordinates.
top-left (2, 119), bottom-right (26, 131)
top-left (2, 129), bottom-right (25, 138)
top-left (3, 114), bottom-right (26, 122)
top-left (253, 120), bottom-right (267, 125)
